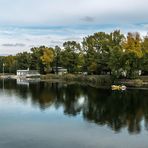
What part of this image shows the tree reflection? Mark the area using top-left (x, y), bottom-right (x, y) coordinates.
top-left (1, 79), bottom-right (148, 134)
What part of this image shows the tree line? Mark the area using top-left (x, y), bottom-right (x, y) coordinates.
top-left (0, 30), bottom-right (148, 78)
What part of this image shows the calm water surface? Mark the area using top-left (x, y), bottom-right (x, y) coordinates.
top-left (0, 79), bottom-right (148, 148)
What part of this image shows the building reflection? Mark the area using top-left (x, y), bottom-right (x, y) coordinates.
top-left (0, 79), bottom-right (148, 134)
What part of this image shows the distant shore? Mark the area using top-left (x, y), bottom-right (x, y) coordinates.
top-left (40, 74), bottom-right (112, 88)
top-left (1, 73), bottom-right (148, 88)
top-left (41, 74), bottom-right (148, 88)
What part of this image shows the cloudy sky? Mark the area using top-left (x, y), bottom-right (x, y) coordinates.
top-left (0, 0), bottom-right (148, 54)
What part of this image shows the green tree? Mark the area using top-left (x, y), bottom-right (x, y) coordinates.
top-left (82, 33), bottom-right (103, 74)
top-left (30, 46), bottom-right (48, 74)
top-left (0, 56), bottom-right (5, 73)
top-left (16, 52), bottom-right (31, 70)
top-left (109, 46), bottom-right (124, 78)
top-left (4, 55), bottom-right (16, 73)
top-left (83, 31), bottom-right (124, 74)
top-left (108, 30), bottom-right (125, 78)
top-left (60, 41), bottom-right (81, 73)
top-left (53, 46), bottom-right (62, 74)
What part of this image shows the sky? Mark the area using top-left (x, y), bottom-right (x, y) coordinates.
top-left (0, 0), bottom-right (148, 55)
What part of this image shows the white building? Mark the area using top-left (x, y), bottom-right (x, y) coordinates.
top-left (52, 67), bottom-right (67, 75)
top-left (17, 69), bottom-right (40, 78)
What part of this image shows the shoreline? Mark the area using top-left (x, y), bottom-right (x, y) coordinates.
top-left (40, 74), bottom-right (148, 88)
top-left (40, 74), bottom-right (112, 87)
top-left (1, 74), bottom-right (148, 88)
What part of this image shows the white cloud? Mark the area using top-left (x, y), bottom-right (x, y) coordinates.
top-left (0, 0), bottom-right (147, 25)
top-left (0, 23), bottom-right (148, 55)
top-left (0, 0), bottom-right (147, 54)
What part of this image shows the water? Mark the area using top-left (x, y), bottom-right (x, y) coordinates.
top-left (0, 79), bottom-right (148, 148)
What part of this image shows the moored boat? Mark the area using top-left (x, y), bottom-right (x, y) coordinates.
top-left (111, 85), bottom-right (127, 91)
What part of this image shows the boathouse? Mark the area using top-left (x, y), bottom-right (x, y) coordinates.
top-left (17, 69), bottom-right (40, 78)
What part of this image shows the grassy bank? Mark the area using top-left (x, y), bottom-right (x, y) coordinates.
top-left (41, 74), bottom-right (148, 88)
top-left (116, 79), bottom-right (144, 87)
top-left (41, 74), bottom-right (112, 87)
top-left (116, 76), bottom-right (148, 87)
top-left (140, 76), bottom-right (148, 82)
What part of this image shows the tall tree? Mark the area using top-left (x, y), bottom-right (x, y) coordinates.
top-left (141, 36), bottom-right (148, 74)
top-left (16, 52), bottom-right (31, 70)
top-left (4, 55), bottom-right (16, 73)
top-left (122, 32), bottom-right (143, 78)
top-left (108, 30), bottom-right (125, 78)
top-left (60, 41), bottom-right (81, 73)
top-left (53, 46), bottom-right (62, 74)
top-left (123, 32), bottom-right (143, 58)
top-left (0, 56), bottom-right (5, 73)
top-left (40, 47), bottom-right (54, 73)
top-left (83, 32), bottom-right (113, 74)
top-left (30, 46), bottom-right (45, 74)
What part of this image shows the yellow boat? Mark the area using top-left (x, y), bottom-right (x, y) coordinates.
top-left (111, 85), bottom-right (126, 91)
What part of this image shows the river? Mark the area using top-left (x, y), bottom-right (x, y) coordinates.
top-left (0, 79), bottom-right (148, 148)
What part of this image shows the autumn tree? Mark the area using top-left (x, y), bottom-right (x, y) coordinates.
top-left (122, 32), bottom-right (143, 78)
top-left (141, 36), bottom-right (148, 74)
top-left (40, 47), bottom-right (54, 73)
top-left (30, 46), bottom-right (55, 74)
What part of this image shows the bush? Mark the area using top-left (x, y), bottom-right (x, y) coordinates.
top-left (41, 74), bottom-right (112, 86)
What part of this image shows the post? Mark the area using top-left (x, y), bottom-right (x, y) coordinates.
top-left (56, 58), bottom-right (58, 74)
top-left (2, 63), bottom-right (5, 91)
top-left (3, 63), bottom-right (5, 76)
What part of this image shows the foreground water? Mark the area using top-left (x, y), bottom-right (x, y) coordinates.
top-left (0, 79), bottom-right (148, 148)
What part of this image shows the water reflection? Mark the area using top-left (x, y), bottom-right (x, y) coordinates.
top-left (0, 79), bottom-right (148, 134)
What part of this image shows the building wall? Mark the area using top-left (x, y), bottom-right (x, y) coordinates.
top-left (17, 71), bottom-right (28, 76)
top-left (17, 70), bottom-right (40, 77)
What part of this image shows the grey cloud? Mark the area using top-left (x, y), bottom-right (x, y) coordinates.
top-left (81, 16), bottom-right (95, 22)
top-left (143, 24), bottom-right (148, 30)
top-left (50, 40), bottom-right (63, 44)
top-left (63, 37), bottom-right (82, 41)
top-left (2, 43), bottom-right (26, 47)
top-left (0, 54), bottom-right (9, 56)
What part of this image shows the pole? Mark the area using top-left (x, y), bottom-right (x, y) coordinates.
top-left (2, 63), bottom-right (5, 91)
top-left (3, 63), bottom-right (5, 76)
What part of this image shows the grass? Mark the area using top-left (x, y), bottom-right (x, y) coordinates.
top-left (41, 74), bottom-right (148, 87)
top-left (117, 78), bottom-right (144, 87)
top-left (41, 74), bottom-right (112, 86)
top-left (140, 76), bottom-right (148, 82)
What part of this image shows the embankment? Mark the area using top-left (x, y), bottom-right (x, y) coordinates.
top-left (41, 74), bottom-right (112, 87)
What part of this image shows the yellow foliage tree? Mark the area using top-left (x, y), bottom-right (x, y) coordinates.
top-left (40, 47), bottom-right (54, 72)
top-left (123, 32), bottom-right (143, 58)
